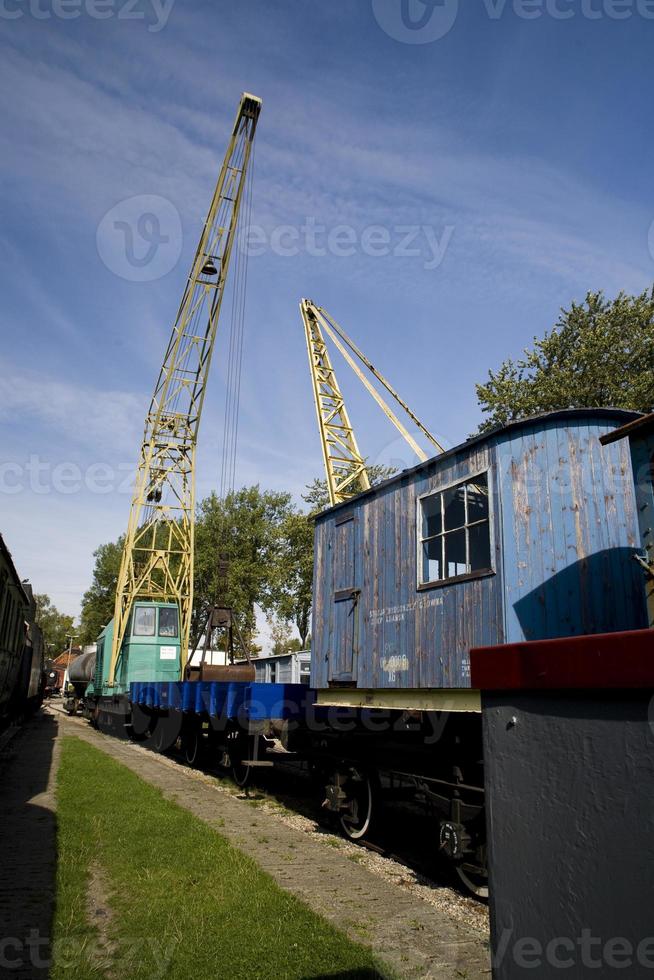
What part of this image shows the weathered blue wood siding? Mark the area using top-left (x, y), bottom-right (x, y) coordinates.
top-left (311, 410), bottom-right (647, 691)
top-left (495, 419), bottom-right (644, 643)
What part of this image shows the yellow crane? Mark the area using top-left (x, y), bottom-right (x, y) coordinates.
top-left (108, 93), bottom-right (262, 686)
top-left (299, 300), bottom-right (444, 507)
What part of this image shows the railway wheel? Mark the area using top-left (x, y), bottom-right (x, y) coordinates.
top-left (127, 703), bottom-right (151, 742)
top-left (150, 714), bottom-right (179, 754)
top-left (337, 768), bottom-right (378, 841)
top-left (455, 849), bottom-right (489, 900)
top-left (226, 730), bottom-right (252, 787)
top-left (181, 724), bottom-right (203, 767)
top-left (439, 818), bottom-right (488, 900)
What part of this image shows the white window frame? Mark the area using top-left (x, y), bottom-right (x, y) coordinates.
top-left (416, 470), bottom-right (494, 589)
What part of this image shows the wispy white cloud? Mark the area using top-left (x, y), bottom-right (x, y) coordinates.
top-left (0, 357), bottom-right (142, 455)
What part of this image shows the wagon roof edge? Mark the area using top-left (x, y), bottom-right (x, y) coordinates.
top-left (315, 406), bottom-right (641, 520)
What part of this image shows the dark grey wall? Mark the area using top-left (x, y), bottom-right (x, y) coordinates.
top-left (483, 691), bottom-right (654, 978)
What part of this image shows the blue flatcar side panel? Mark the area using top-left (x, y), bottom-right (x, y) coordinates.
top-left (129, 680), bottom-right (316, 723)
top-left (245, 682), bottom-right (313, 721)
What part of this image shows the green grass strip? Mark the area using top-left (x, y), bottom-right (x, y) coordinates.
top-left (53, 736), bottom-right (388, 980)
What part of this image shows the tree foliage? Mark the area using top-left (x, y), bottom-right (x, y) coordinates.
top-left (475, 288), bottom-right (654, 432)
top-left (193, 486), bottom-right (294, 649)
top-left (34, 594), bottom-right (75, 657)
top-left (268, 511), bottom-right (314, 649)
top-left (78, 538), bottom-right (124, 644)
top-left (267, 616), bottom-right (304, 655)
top-left (78, 467), bottom-right (399, 656)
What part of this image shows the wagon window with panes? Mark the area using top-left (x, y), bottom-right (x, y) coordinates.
top-left (158, 607), bottom-right (179, 637)
top-left (133, 606), bottom-right (156, 636)
top-left (418, 473), bottom-right (491, 586)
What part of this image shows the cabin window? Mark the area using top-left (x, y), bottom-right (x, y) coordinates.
top-left (133, 606), bottom-right (156, 636)
top-left (158, 607), bottom-right (179, 638)
top-left (418, 473), bottom-right (491, 586)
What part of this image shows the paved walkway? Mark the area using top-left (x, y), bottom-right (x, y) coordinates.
top-left (0, 712), bottom-right (60, 979)
top-left (1, 709), bottom-right (491, 979)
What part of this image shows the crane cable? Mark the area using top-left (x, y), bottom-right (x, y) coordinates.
top-left (219, 128), bottom-right (256, 500)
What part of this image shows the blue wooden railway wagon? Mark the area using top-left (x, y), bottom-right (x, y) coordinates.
top-left (312, 408), bottom-right (648, 708)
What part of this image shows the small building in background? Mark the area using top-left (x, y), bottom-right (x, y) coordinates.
top-left (237, 650), bottom-right (311, 685)
top-left (47, 647), bottom-right (82, 691)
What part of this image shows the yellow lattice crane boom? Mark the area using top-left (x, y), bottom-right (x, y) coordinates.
top-left (300, 300), bottom-right (371, 505)
top-left (300, 300), bottom-right (444, 507)
top-left (108, 93), bottom-right (262, 685)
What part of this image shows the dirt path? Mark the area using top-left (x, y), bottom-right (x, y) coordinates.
top-left (54, 708), bottom-right (490, 979)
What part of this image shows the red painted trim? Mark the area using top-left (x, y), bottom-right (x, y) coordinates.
top-left (470, 628), bottom-right (654, 690)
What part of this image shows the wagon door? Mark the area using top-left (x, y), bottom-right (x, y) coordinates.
top-left (330, 512), bottom-right (359, 684)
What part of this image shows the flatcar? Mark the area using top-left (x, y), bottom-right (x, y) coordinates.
top-left (85, 408), bottom-right (651, 895)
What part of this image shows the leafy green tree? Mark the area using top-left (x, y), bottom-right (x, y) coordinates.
top-left (476, 288), bottom-right (654, 432)
top-left (193, 486), bottom-right (294, 650)
top-left (270, 512), bottom-right (314, 649)
top-left (78, 538), bottom-right (124, 644)
top-left (34, 594), bottom-right (75, 657)
top-left (266, 616), bottom-right (303, 655)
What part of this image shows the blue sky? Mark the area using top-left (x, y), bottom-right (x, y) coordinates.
top-left (1, 0), bottom-right (653, 623)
